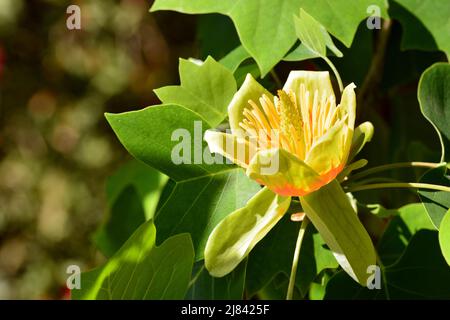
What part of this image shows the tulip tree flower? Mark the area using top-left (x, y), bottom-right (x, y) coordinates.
top-left (204, 70), bottom-right (376, 287)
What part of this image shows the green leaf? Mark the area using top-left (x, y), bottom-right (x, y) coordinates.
top-left (325, 230), bottom-right (450, 299)
top-left (246, 215), bottom-right (338, 297)
top-left (377, 203), bottom-right (436, 266)
top-left (300, 179), bottom-right (376, 285)
top-left (107, 104), bottom-right (262, 262)
top-left (154, 57), bottom-right (237, 127)
top-left (94, 161), bottom-right (168, 257)
top-left (418, 165), bottom-right (450, 229)
top-left (72, 220), bottom-right (194, 300)
top-left (220, 45), bottom-right (251, 72)
top-left (389, 1), bottom-right (438, 53)
top-left (283, 44), bottom-right (320, 62)
top-left (154, 168), bottom-right (261, 261)
top-left (151, 0), bottom-right (388, 76)
top-left (94, 160), bottom-right (167, 257)
top-left (418, 63), bottom-right (450, 161)
top-left (393, 0), bottom-right (450, 59)
top-left (104, 160), bottom-right (168, 219)
top-left (106, 104), bottom-right (229, 182)
top-left (298, 0), bottom-right (388, 48)
top-left (186, 260), bottom-right (247, 299)
top-left (204, 187), bottom-right (290, 277)
top-left (439, 210), bottom-right (450, 266)
top-left (294, 9), bottom-right (343, 58)
top-left (197, 14), bottom-right (240, 60)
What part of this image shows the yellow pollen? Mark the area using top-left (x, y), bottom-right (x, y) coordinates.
top-left (239, 86), bottom-right (337, 160)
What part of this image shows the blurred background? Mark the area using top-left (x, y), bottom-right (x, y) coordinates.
top-left (0, 0), bottom-right (445, 299)
top-left (0, 0), bottom-right (201, 299)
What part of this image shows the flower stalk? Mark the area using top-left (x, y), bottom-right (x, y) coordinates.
top-left (287, 216), bottom-right (309, 300)
top-left (346, 182), bottom-right (450, 193)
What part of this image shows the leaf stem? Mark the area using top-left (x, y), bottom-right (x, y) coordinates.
top-left (286, 216), bottom-right (309, 300)
top-left (187, 265), bottom-right (205, 289)
top-left (346, 182), bottom-right (450, 193)
top-left (348, 162), bottom-right (443, 182)
top-left (323, 56), bottom-right (343, 92)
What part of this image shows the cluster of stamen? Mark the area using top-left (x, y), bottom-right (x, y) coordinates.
top-left (239, 84), bottom-right (340, 160)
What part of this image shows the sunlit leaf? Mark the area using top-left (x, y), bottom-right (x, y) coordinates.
top-left (439, 210), bottom-right (450, 266)
top-left (393, 0), bottom-right (450, 59)
top-left (154, 57), bottom-right (236, 127)
top-left (72, 220), bottom-right (194, 300)
top-left (151, 0), bottom-right (388, 76)
top-left (294, 9), bottom-right (343, 58)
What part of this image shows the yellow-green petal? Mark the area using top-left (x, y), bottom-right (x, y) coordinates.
top-left (304, 118), bottom-right (352, 177)
top-left (338, 83), bottom-right (356, 130)
top-left (204, 130), bottom-right (256, 168)
top-left (348, 121), bottom-right (374, 162)
top-left (246, 148), bottom-right (324, 196)
top-left (204, 187), bottom-right (291, 277)
top-left (300, 179), bottom-right (376, 285)
top-left (282, 70), bottom-right (335, 107)
top-left (228, 74), bottom-right (273, 138)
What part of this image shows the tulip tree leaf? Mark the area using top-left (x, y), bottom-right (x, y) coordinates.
top-left (283, 44), bottom-right (320, 62)
top-left (186, 260), bottom-right (247, 299)
top-left (106, 104), bottom-right (230, 182)
top-left (104, 160), bottom-right (168, 219)
top-left (94, 161), bottom-right (168, 257)
top-left (72, 220), bottom-right (194, 300)
top-left (389, 0), bottom-right (438, 53)
top-left (106, 104), bottom-right (262, 262)
top-left (439, 210), bottom-right (450, 266)
top-left (155, 169), bottom-right (261, 261)
top-left (300, 179), bottom-right (376, 285)
top-left (220, 45), bottom-right (252, 73)
top-left (154, 57), bottom-right (237, 127)
top-left (393, 0), bottom-right (450, 59)
top-left (418, 165), bottom-right (450, 229)
top-left (377, 203), bottom-right (436, 266)
top-left (246, 215), bottom-right (338, 297)
top-left (325, 230), bottom-right (450, 299)
top-left (151, 0), bottom-right (388, 76)
top-left (294, 9), bottom-right (343, 58)
top-left (197, 14), bottom-right (240, 59)
top-left (418, 63), bottom-right (450, 162)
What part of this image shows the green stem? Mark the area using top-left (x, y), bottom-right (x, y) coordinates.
top-left (286, 216), bottom-right (309, 300)
top-left (323, 56), bottom-right (343, 92)
top-left (345, 177), bottom-right (400, 187)
top-left (348, 162), bottom-right (443, 182)
top-left (187, 265), bottom-right (205, 289)
top-left (346, 182), bottom-right (450, 193)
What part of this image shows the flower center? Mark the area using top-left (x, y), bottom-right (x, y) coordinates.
top-left (239, 84), bottom-right (339, 160)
